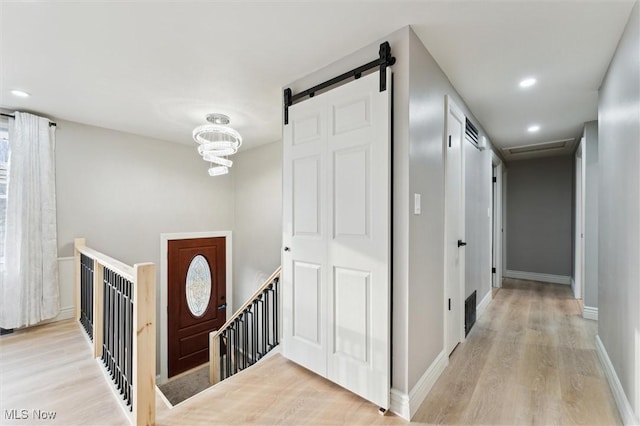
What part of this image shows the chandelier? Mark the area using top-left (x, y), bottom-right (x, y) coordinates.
top-left (192, 113), bottom-right (242, 176)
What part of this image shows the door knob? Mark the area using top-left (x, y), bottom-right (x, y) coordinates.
top-left (284, 247), bottom-right (291, 252)
top-left (458, 240), bottom-right (467, 247)
top-left (218, 304), bottom-right (226, 310)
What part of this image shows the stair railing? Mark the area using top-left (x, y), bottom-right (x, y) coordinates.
top-left (209, 266), bottom-right (281, 385)
top-left (74, 238), bottom-right (156, 426)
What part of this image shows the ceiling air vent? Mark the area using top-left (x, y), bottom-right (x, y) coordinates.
top-left (465, 118), bottom-right (479, 146)
top-left (505, 139), bottom-right (572, 155)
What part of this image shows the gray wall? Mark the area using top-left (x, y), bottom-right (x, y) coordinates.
top-left (407, 29), bottom-right (493, 389)
top-left (598, 0), bottom-right (640, 418)
top-left (506, 156), bottom-right (573, 277)
top-left (232, 140), bottom-right (282, 306)
top-left (583, 121), bottom-right (598, 308)
top-left (464, 139), bottom-right (492, 302)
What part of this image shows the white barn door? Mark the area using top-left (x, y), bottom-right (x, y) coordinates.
top-left (282, 71), bottom-right (391, 409)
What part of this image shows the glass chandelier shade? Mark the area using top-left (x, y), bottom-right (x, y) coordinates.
top-left (193, 114), bottom-right (241, 176)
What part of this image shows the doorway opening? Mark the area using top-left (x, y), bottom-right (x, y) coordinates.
top-left (159, 231), bottom-right (233, 385)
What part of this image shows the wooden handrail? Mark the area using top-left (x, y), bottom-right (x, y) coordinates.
top-left (211, 266), bottom-right (281, 341)
top-left (77, 245), bottom-right (135, 281)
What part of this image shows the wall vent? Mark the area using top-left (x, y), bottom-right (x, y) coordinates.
top-left (465, 118), bottom-right (479, 146)
top-left (504, 138), bottom-right (573, 156)
top-left (465, 290), bottom-right (477, 337)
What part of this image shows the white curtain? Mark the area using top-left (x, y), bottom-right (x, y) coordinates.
top-left (0, 112), bottom-right (59, 328)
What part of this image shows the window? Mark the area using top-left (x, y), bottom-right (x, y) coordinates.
top-left (0, 125), bottom-right (8, 268)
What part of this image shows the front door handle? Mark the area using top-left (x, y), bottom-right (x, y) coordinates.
top-left (458, 240), bottom-right (467, 247)
top-left (218, 304), bottom-right (226, 310)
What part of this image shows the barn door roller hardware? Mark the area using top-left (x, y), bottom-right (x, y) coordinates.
top-left (283, 41), bottom-right (396, 125)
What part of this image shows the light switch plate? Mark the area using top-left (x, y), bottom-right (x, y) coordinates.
top-left (414, 193), bottom-right (421, 215)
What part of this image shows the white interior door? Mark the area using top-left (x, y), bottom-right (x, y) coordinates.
top-left (444, 96), bottom-right (465, 355)
top-left (574, 139), bottom-right (585, 301)
top-left (282, 71), bottom-right (391, 409)
top-left (492, 166), bottom-right (497, 288)
top-left (492, 157), bottom-right (503, 289)
top-left (282, 96), bottom-right (328, 377)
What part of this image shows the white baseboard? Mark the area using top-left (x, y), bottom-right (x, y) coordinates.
top-left (504, 270), bottom-right (571, 285)
top-left (476, 290), bottom-right (492, 319)
top-left (583, 306), bottom-right (598, 321)
top-left (595, 335), bottom-right (639, 425)
top-left (35, 305), bottom-right (75, 327)
top-left (389, 388), bottom-right (410, 420)
top-left (56, 305), bottom-right (75, 321)
top-left (390, 350), bottom-right (448, 420)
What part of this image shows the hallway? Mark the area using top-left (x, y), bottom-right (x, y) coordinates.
top-left (414, 278), bottom-right (621, 425)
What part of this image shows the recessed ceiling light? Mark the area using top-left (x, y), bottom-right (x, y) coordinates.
top-left (528, 125), bottom-right (540, 132)
top-left (519, 78), bottom-right (537, 88)
top-left (10, 89), bottom-right (30, 98)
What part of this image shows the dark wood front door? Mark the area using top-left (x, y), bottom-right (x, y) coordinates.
top-left (168, 237), bottom-right (226, 377)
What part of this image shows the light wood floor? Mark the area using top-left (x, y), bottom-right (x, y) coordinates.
top-left (414, 278), bottom-right (621, 425)
top-left (0, 278), bottom-right (621, 425)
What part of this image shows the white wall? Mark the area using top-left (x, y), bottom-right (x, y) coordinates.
top-left (56, 120), bottom-right (234, 262)
top-left (583, 121), bottom-right (598, 309)
top-left (598, 0), bottom-right (640, 420)
top-left (54, 119), bottom-right (234, 370)
top-left (231, 140), bottom-right (282, 306)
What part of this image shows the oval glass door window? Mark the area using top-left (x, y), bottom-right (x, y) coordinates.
top-left (185, 255), bottom-right (212, 317)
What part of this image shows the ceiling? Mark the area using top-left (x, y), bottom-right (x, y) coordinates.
top-left (0, 1), bottom-right (635, 161)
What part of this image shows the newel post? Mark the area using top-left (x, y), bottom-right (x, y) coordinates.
top-left (74, 238), bottom-right (86, 322)
top-left (210, 332), bottom-right (221, 385)
top-left (133, 263), bottom-right (156, 426)
top-left (92, 261), bottom-right (104, 358)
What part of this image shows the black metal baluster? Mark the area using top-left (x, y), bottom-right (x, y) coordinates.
top-left (105, 269), bottom-right (110, 368)
top-left (264, 287), bottom-right (270, 351)
top-left (116, 274), bottom-right (121, 388)
top-left (91, 259), bottom-right (94, 337)
top-left (110, 270), bottom-right (116, 379)
top-left (119, 275), bottom-right (124, 395)
top-left (106, 269), bottom-right (112, 371)
top-left (128, 279), bottom-right (133, 408)
top-left (243, 309), bottom-right (249, 368)
top-left (234, 319), bottom-right (239, 374)
top-left (125, 278), bottom-right (129, 404)
top-left (274, 277), bottom-right (279, 345)
top-left (252, 300), bottom-right (258, 362)
top-left (237, 314), bottom-right (243, 370)
top-left (102, 267), bottom-right (108, 364)
top-left (225, 324), bottom-right (233, 378)
top-left (260, 294), bottom-right (266, 358)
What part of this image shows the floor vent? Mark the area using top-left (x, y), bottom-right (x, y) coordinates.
top-left (465, 291), bottom-right (477, 336)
